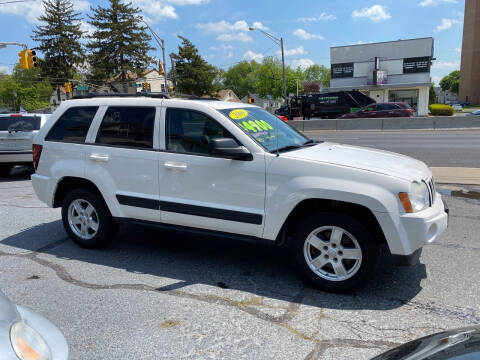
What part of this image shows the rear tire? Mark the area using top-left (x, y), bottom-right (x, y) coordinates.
top-left (0, 165), bottom-right (13, 177)
top-left (293, 212), bottom-right (378, 292)
top-left (61, 188), bottom-right (117, 249)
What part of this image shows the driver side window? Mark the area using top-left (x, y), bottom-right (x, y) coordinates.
top-left (165, 108), bottom-right (236, 155)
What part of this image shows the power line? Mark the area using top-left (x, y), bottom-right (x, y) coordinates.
top-left (0, 0), bottom-right (36, 4)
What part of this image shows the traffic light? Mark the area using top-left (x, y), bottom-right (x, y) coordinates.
top-left (248, 97), bottom-right (255, 104)
top-left (27, 50), bottom-right (37, 69)
top-left (169, 85), bottom-right (174, 92)
top-left (18, 50), bottom-right (28, 69)
top-left (158, 62), bottom-right (164, 76)
top-left (64, 82), bottom-right (72, 93)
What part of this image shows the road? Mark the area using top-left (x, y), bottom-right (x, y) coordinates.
top-left (306, 129), bottom-right (480, 167)
top-left (0, 168), bottom-right (479, 359)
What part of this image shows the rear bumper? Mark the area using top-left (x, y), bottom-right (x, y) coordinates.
top-left (0, 150), bottom-right (32, 164)
top-left (31, 173), bottom-right (53, 206)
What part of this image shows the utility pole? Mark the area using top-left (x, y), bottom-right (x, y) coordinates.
top-left (249, 27), bottom-right (287, 104)
top-left (170, 54), bottom-right (177, 89)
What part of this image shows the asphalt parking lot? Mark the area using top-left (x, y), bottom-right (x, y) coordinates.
top-left (1, 167), bottom-right (479, 359)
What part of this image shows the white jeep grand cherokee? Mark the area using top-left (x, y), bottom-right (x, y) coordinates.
top-left (31, 95), bottom-right (449, 292)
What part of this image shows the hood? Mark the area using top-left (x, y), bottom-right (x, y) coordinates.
top-left (283, 142), bottom-right (431, 182)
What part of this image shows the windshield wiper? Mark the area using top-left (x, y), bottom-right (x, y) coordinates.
top-left (270, 144), bottom-right (303, 154)
top-left (303, 139), bottom-right (321, 146)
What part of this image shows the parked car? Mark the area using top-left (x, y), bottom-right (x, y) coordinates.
top-left (373, 326), bottom-right (480, 359)
top-left (466, 109), bottom-right (480, 116)
top-left (0, 289), bottom-right (68, 359)
top-left (452, 104), bottom-right (463, 111)
top-left (339, 102), bottom-right (414, 118)
top-left (31, 95), bottom-right (448, 292)
top-left (0, 113), bottom-right (50, 176)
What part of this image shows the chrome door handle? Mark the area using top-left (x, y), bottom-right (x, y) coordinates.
top-left (89, 154), bottom-right (109, 162)
top-left (164, 162), bottom-right (187, 171)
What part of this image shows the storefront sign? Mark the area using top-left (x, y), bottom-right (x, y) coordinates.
top-left (403, 57), bottom-right (431, 73)
top-left (331, 63), bottom-right (354, 78)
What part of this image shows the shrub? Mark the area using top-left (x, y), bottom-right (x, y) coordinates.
top-left (429, 104), bottom-right (454, 116)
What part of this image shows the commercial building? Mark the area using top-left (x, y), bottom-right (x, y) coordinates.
top-left (330, 38), bottom-right (434, 115)
top-left (458, 0), bottom-right (480, 105)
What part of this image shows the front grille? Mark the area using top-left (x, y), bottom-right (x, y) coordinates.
top-left (427, 177), bottom-right (436, 206)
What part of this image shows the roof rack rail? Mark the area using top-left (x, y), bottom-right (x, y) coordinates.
top-left (71, 92), bottom-right (170, 100)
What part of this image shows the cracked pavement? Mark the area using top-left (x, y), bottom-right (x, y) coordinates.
top-left (0, 168), bottom-right (479, 359)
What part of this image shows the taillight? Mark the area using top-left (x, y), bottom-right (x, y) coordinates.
top-left (276, 115), bottom-right (288, 122)
top-left (32, 144), bottom-right (43, 170)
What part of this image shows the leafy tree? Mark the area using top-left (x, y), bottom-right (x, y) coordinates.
top-left (87, 0), bottom-right (154, 91)
top-left (0, 64), bottom-right (52, 111)
top-left (439, 70), bottom-right (460, 94)
top-left (286, 65), bottom-right (305, 96)
top-left (32, 0), bottom-right (85, 85)
top-left (303, 64), bottom-right (330, 88)
top-left (170, 36), bottom-right (217, 96)
top-left (429, 83), bottom-right (438, 105)
top-left (223, 60), bottom-right (260, 99)
top-left (253, 57), bottom-right (284, 98)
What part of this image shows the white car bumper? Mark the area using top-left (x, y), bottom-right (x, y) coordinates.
top-left (375, 192), bottom-right (449, 263)
top-left (31, 173), bottom-right (54, 207)
top-left (0, 150), bottom-right (32, 164)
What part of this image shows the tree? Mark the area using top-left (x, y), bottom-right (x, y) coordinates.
top-left (429, 83), bottom-right (438, 105)
top-left (223, 60), bottom-right (260, 99)
top-left (87, 0), bottom-right (154, 91)
top-left (170, 36), bottom-right (217, 96)
top-left (254, 57), bottom-right (284, 98)
top-left (303, 64), bottom-right (330, 88)
top-left (32, 0), bottom-right (85, 85)
top-left (0, 64), bottom-right (52, 111)
top-left (439, 70), bottom-right (460, 94)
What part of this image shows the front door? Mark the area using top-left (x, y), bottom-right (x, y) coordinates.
top-left (158, 107), bottom-right (265, 238)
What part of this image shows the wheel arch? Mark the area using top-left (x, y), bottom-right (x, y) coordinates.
top-left (275, 198), bottom-right (387, 248)
top-left (53, 176), bottom-right (107, 209)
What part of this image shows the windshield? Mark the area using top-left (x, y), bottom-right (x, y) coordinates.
top-left (219, 107), bottom-right (309, 152)
top-left (0, 116), bottom-right (41, 132)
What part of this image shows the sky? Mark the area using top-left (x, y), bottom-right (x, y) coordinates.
top-left (0, 0), bottom-right (465, 85)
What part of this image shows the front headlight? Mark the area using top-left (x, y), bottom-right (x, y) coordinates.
top-left (399, 181), bottom-right (430, 213)
top-left (10, 322), bottom-right (50, 360)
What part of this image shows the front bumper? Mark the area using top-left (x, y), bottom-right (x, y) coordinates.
top-left (0, 150), bottom-right (32, 164)
top-left (375, 192), bottom-right (449, 262)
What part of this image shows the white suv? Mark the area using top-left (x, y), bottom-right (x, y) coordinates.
top-left (0, 113), bottom-right (49, 176)
top-left (31, 95), bottom-right (449, 291)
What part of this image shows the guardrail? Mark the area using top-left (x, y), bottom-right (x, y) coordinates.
top-left (288, 116), bottom-right (480, 132)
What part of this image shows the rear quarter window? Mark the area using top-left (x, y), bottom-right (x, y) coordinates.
top-left (45, 107), bottom-right (98, 143)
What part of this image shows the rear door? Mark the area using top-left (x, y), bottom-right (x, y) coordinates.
top-left (85, 105), bottom-right (160, 222)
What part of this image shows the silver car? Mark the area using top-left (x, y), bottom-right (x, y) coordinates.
top-left (0, 290), bottom-right (68, 360)
top-left (0, 113), bottom-right (49, 176)
top-left (466, 109), bottom-right (480, 116)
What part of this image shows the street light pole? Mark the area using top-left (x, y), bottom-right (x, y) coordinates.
top-left (249, 27), bottom-right (288, 105)
top-left (141, 19), bottom-right (168, 93)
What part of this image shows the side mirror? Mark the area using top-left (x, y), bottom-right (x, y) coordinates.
top-left (209, 138), bottom-right (253, 161)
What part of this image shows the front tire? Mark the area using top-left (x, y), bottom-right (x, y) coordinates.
top-left (61, 188), bottom-right (117, 249)
top-left (293, 212), bottom-right (378, 292)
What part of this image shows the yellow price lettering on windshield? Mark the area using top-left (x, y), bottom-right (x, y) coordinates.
top-left (229, 109), bottom-right (248, 119)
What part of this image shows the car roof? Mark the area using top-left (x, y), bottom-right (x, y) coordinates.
top-left (63, 97), bottom-right (257, 111)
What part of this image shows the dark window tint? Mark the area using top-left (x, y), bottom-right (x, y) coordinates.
top-left (46, 107), bottom-right (98, 143)
top-left (0, 116), bottom-right (40, 131)
top-left (166, 108), bottom-right (235, 155)
top-left (96, 107), bottom-right (155, 149)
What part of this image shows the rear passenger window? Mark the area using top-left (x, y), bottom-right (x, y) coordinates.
top-left (46, 107), bottom-right (98, 143)
top-left (96, 107), bottom-right (155, 149)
